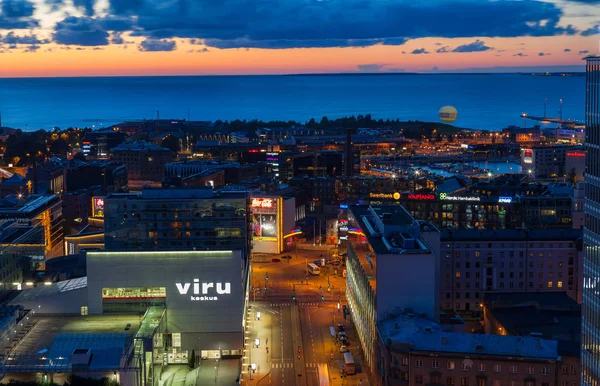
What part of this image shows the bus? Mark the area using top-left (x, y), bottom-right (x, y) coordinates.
top-left (308, 263), bottom-right (321, 275)
top-left (343, 352), bottom-right (355, 375)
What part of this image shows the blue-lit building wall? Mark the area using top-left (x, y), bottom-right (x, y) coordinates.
top-left (583, 56), bottom-right (600, 386)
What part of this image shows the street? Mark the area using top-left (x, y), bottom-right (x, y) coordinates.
top-left (242, 248), bottom-right (369, 386)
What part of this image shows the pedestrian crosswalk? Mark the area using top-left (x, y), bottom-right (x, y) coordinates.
top-left (271, 362), bottom-right (324, 369)
top-left (268, 302), bottom-right (322, 307)
top-left (271, 362), bottom-right (293, 368)
top-left (305, 362), bottom-right (322, 368)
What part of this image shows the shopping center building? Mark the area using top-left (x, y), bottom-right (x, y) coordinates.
top-left (6, 250), bottom-right (248, 385)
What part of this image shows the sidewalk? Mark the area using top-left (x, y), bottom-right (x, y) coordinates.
top-left (241, 305), bottom-right (272, 385)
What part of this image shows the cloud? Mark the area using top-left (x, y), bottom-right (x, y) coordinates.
top-left (138, 38), bottom-right (176, 51)
top-left (52, 16), bottom-right (109, 46)
top-left (513, 53), bottom-right (528, 57)
top-left (579, 50), bottom-right (590, 54)
top-left (23, 44), bottom-right (40, 52)
top-left (581, 25), bottom-right (600, 36)
top-left (411, 48), bottom-right (429, 54)
top-left (1, 0), bottom-right (34, 18)
top-left (564, 48), bottom-right (571, 52)
top-left (538, 52), bottom-right (551, 56)
top-left (1, 32), bottom-right (47, 46)
top-left (98, 17), bottom-right (135, 32)
top-left (110, 32), bottom-right (123, 44)
top-left (452, 39), bottom-right (492, 52)
top-left (357, 63), bottom-right (388, 72)
top-left (0, 0), bottom-right (38, 29)
top-left (73, 0), bottom-right (95, 16)
top-left (436, 46), bottom-right (451, 53)
top-left (102, 0), bottom-right (577, 49)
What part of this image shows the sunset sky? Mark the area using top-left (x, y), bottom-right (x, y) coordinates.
top-left (0, 0), bottom-right (599, 77)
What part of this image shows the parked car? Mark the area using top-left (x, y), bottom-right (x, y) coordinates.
top-left (339, 345), bottom-right (349, 353)
top-left (281, 255), bottom-right (292, 259)
top-left (314, 260), bottom-right (321, 266)
top-left (272, 258), bottom-right (281, 263)
top-left (337, 323), bottom-right (345, 332)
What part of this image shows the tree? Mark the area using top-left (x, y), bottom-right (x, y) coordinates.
top-left (568, 167), bottom-right (577, 184)
top-left (189, 349), bottom-right (196, 368)
top-left (73, 152), bottom-right (86, 162)
top-left (161, 135), bottom-right (179, 153)
top-left (50, 138), bottom-right (70, 155)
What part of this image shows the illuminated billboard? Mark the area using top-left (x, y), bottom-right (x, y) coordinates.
top-left (522, 149), bottom-right (533, 164)
top-left (251, 197), bottom-right (279, 242)
top-left (92, 196), bottom-right (105, 218)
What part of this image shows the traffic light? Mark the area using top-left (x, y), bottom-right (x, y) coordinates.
top-left (319, 285), bottom-right (323, 291)
top-left (292, 293), bottom-right (296, 301)
top-left (321, 295), bottom-right (325, 300)
top-left (266, 273), bottom-right (269, 281)
top-left (328, 282), bottom-right (331, 288)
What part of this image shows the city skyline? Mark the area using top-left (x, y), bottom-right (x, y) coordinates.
top-left (0, 0), bottom-right (598, 77)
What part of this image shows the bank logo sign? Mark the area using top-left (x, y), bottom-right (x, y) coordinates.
top-left (176, 279), bottom-right (231, 301)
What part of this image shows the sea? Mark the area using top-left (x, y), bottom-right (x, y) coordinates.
top-left (0, 73), bottom-right (585, 132)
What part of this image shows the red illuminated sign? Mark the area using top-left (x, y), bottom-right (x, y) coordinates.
top-left (567, 152), bottom-right (585, 157)
top-left (408, 193), bottom-right (435, 201)
top-left (92, 196), bottom-right (105, 217)
top-left (252, 198), bottom-right (274, 208)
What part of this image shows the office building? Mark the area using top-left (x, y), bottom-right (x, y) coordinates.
top-left (520, 145), bottom-right (572, 179)
top-left (104, 188), bottom-right (250, 256)
top-left (583, 55), bottom-right (600, 386)
top-left (109, 141), bottom-right (173, 187)
top-left (346, 204), bottom-right (440, 383)
top-left (66, 160), bottom-right (127, 194)
top-left (0, 194), bottom-right (64, 261)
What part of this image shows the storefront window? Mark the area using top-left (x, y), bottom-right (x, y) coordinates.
top-left (102, 287), bottom-right (166, 299)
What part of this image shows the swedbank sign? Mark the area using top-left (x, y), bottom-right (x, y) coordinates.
top-left (369, 192), bottom-right (401, 200)
top-left (175, 279), bottom-right (232, 301)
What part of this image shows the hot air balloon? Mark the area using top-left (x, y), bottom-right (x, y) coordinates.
top-left (439, 106), bottom-right (458, 123)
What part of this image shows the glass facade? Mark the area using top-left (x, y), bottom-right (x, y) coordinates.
top-left (104, 194), bottom-right (249, 254)
top-left (583, 56), bottom-right (600, 386)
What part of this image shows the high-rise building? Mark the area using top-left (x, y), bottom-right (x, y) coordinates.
top-left (583, 55), bottom-right (600, 386)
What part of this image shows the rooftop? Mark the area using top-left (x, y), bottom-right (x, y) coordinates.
top-left (0, 195), bottom-right (59, 216)
top-left (441, 228), bottom-right (583, 242)
top-left (379, 311), bottom-right (558, 360)
top-left (110, 140), bottom-right (171, 152)
top-left (484, 292), bottom-right (580, 357)
top-left (6, 314), bottom-right (141, 372)
top-left (10, 277), bottom-right (87, 304)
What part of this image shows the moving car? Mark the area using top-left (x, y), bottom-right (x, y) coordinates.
top-left (339, 345), bottom-right (349, 353)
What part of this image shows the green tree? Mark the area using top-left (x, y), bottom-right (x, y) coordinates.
top-left (189, 349), bottom-right (196, 368)
top-left (161, 135), bottom-right (179, 152)
top-left (568, 167), bottom-right (577, 184)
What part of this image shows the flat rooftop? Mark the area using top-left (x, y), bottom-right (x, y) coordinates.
top-left (441, 228), bottom-right (583, 242)
top-left (379, 311), bottom-right (558, 360)
top-left (11, 314), bottom-right (141, 356)
top-left (484, 292), bottom-right (580, 357)
top-left (348, 205), bottom-right (435, 294)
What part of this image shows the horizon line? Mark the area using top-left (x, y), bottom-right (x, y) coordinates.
top-left (0, 70), bottom-right (586, 80)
